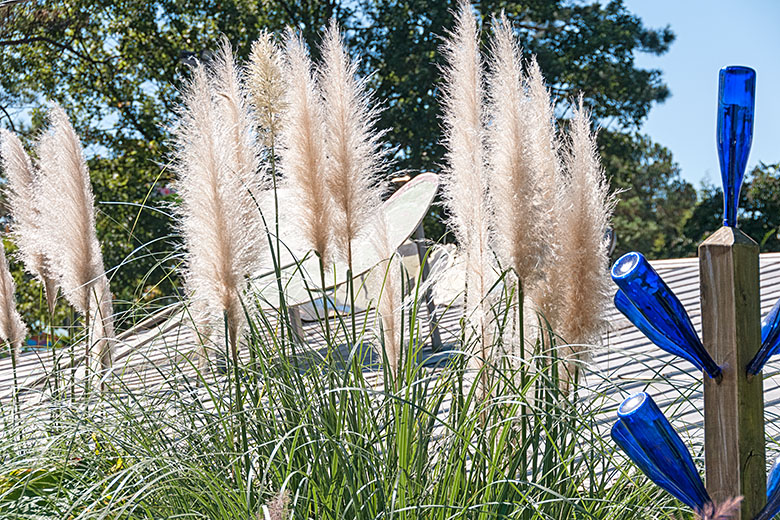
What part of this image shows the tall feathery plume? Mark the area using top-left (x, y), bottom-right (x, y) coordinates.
top-left (320, 21), bottom-right (385, 270)
top-left (278, 31), bottom-right (333, 266)
top-left (486, 16), bottom-right (547, 287)
top-left (0, 241), bottom-right (27, 411)
top-left (368, 213), bottom-right (403, 375)
top-left (174, 42), bottom-right (265, 358)
top-left (0, 130), bottom-right (58, 314)
top-left (694, 497), bottom-right (742, 520)
top-left (554, 97), bottom-right (615, 366)
top-left (37, 105), bottom-right (114, 372)
top-left (485, 15), bottom-right (548, 363)
top-left (320, 21), bottom-right (386, 345)
top-left (440, 2), bottom-right (497, 377)
top-left (247, 30), bottom-right (287, 149)
top-left (523, 57), bottom-right (567, 338)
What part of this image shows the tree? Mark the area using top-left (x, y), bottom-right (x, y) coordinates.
top-left (675, 163), bottom-right (780, 256)
top-left (0, 0), bottom-right (683, 326)
top-left (599, 131), bottom-right (696, 259)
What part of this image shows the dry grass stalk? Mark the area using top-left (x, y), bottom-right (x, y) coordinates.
top-left (36, 105), bottom-right (114, 370)
top-left (553, 97), bottom-right (615, 363)
top-left (320, 21), bottom-right (385, 269)
top-left (278, 30), bottom-right (334, 265)
top-left (90, 274), bottom-right (115, 371)
top-left (247, 30), bottom-right (287, 148)
top-left (258, 489), bottom-right (290, 520)
top-left (0, 241), bottom-right (26, 363)
top-left (0, 130), bottom-right (58, 313)
top-left (173, 42), bottom-right (266, 353)
top-left (368, 214), bottom-right (403, 374)
top-left (440, 1), bottom-right (497, 372)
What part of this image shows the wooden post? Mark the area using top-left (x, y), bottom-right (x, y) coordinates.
top-left (700, 226), bottom-right (766, 518)
top-left (413, 224), bottom-right (443, 351)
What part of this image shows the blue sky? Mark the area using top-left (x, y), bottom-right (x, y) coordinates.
top-left (622, 0), bottom-right (780, 188)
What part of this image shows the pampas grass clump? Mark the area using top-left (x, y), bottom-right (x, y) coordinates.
top-left (440, 4), bottom-right (614, 377)
top-left (173, 40), bottom-right (267, 354)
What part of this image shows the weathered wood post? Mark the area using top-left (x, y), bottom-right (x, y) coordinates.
top-left (700, 227), bottom-right (765, 518)
top-left (699, 65), bottom-right (762, 519)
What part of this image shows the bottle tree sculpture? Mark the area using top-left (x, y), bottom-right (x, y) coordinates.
top-left (610, 66), bottom-right (780, 520)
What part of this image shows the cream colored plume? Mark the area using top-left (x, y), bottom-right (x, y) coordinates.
top-left (320, 22), bottom-right (385, 269)
top-left (36, 105), bottom-right (106, 316)
top-left (368, 214), bottom-right (403, 374)
top-left (486, 15), bottom-right (548, 288)
top-left (0, 129), bottom-right (58, 313)
top-left (554, 97), bottom-right (615, 359)
top-left (440, 2), bottom-right (496, 367)
top-left (37, 106), bottom-right (115, 372)
top-left (0, 242), bottom-right (26, 361)
top-left (522, 58), bottom-right (567, 334)
top-left (278, 31), bottom-right (333, 265)
top-left (247, 30), bottom-right (287, 147)
top-left (173, 43), bottom-right (266, 350)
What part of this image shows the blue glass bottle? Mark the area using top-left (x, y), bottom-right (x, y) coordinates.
top-left (755, 454), bottom-right (780, 520)
top-left (612, 392), bottom-right (711, 511)
top-left (717, 66), bottom-right (756, 228)
top-left (747, 297), bottom-right (780, 375)
top-left (614, 290), bottom-right (701, 369)
top-left (612, 252), bottom-right (721, 379)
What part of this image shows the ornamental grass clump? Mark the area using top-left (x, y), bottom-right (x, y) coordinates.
top-left (440, 4), bottom-right (614, 385)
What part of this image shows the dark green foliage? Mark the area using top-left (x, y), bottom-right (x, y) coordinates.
top-left (601, 131), bottom-right (697, 259)
top-left (673, 163), bottom-right (780, 256)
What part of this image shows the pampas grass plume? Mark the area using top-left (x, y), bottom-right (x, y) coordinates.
top-left (174, 42), bottom-right (265, 350)
top-left (248, 30), bottom-right (287, 147)
top-left (36, 105), bottom-right (106, 316)
top-left (694, 497), bottom-right (742, 520)
top-left (368, 214), bottom-right (403, 374)
top-left (0, 242), bottom-right (26, 359)
top-left (36, 105), bottom-right (115, 371)
top-left (486, 15), bottom-right (547, 288)
top-left (555, 97), bottom-right (615, 357)
top-left (440, 1), bottom-right (496, 368)
top-left (320, 21), bottom-right (384, 268)
top-left (278, 30), bottom-right (333, 265)
top-left (0, 129), bottom-right (58, 313)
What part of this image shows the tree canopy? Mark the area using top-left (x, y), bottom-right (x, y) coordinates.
top-left (0, 0), bottom-right (690, 326)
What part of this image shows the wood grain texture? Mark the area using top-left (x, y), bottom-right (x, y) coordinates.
top-left (700, 226), bottom-right (766, 519)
